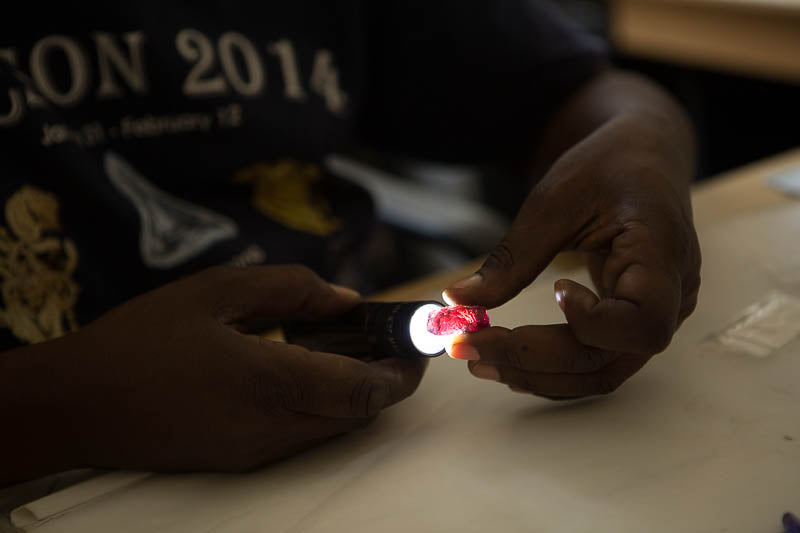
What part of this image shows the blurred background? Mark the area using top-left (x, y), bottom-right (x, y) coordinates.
top-left (334, 0), bottom-right (800, 293)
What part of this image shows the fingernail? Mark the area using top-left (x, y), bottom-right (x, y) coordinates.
top-left (449, 273), bottom-right (482, 290)
top-left (441, 290), bottom-right (455, 306)
top-left (330, 283), bottom-right (361, 299)
top-left (555, 288), bottom-right (566, 311)
top-left (449, 342), bottom-right (480, 361)
top-left (470, 363), bottom-right (500, 381)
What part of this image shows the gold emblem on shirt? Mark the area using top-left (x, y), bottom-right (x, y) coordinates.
top-left (234, 160), bottom-right (341, 236)
top-left (0, 186), bottom-right (79, 344)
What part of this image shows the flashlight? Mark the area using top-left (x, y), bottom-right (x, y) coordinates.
top-left (282, 301), bottom-right (447, 360)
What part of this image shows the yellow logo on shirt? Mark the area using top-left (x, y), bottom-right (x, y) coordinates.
top-left (234, 160), bottom-right (341, 236)
top-left (0, 186), bottom-right (79, 344)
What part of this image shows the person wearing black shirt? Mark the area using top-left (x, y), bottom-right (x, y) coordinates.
top-left (0, 1), bottom-right (700, 484)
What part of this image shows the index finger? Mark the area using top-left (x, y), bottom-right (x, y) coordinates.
top-left (444, 176), bottom-right (578, 309)
top-left (198, 264), bottom-right (361, 323)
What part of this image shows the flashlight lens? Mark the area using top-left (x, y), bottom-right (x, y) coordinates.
top-left (409, 303), bottom-right (446, 355)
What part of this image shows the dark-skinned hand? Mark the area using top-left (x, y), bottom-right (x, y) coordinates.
top-left (26, 265), bottom-right (425, 475)
top-left (444, 111), bottom-right (701, 399)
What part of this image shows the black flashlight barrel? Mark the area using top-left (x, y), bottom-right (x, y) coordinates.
top-left (282, 301), bottom-right (443, 360)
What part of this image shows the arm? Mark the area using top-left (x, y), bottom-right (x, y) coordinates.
top-left (527, 69), bottom-right (694, 190)
top-left (0, 339), bottom-right (80, 484)
top-left (356, 0), bottom-right (697, 398)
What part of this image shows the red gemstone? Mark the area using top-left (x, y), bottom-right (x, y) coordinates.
top-left (427, 305), bottom-right (490, 336)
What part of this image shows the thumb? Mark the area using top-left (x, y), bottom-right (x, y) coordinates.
top-left (444, 185), bottom-right (578, 308)
top-left (201, 264), bottom-right (360, 322)
top-left (265, 343), bottom-right (427, 419)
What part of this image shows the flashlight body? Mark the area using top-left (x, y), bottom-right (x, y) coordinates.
top-left (282, 301), bottom-right (443, 360)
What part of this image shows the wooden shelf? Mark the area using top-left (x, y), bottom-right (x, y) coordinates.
top-left (611, 0), bottom-right (800, 83)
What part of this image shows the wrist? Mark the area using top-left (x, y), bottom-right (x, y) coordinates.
top-left (528, 69), bottom-right (696, 183)
top-left (621, 104), bottom-right (695, 181)
top-left (0, 334), bottom-right (86, 484)
top-left (591, 107), bottom-right (695, 216)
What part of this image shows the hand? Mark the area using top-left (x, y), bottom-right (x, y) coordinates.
top-left (444, 111), bottom-right (701, 399)
top-left (51, 265), bottom-right (425, 473)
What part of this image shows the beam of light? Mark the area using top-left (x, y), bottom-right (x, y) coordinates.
top-left (409, 303), bottom-right (447, 355)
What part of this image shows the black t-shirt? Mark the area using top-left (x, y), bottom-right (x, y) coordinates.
top-left (0, 1), bottom-right (605, 349)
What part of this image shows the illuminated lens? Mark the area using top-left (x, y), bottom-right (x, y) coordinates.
top-left (409, 303), bottom-right (446, 355)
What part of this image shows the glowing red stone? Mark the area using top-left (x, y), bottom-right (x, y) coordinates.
top-left (426, 305), bottom-right (490, 336)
